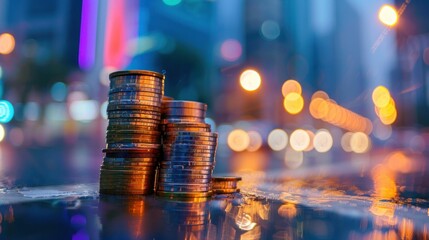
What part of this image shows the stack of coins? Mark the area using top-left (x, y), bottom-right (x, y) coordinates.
top-left (211, 176), bottom-right (242, 194)
top-left (100, 70), bottom-right (164, 195)
top-left (157, 100), bottom-right (218, 199)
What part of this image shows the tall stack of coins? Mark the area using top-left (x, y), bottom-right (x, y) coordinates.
top-left (157, 100), bottom-right (218, 199)
top-left (100, 70), bottom-right (164, 195)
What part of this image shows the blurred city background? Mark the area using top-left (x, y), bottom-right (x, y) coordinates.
top-left (0, 0), bottom-right (428, 192)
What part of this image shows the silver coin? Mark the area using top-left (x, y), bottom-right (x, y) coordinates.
top-left (107, 103), bottom-right (161, 112)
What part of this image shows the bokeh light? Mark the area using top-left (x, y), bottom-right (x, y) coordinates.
top-left (267, 129), bottom-right (288, 151)
top-left (0, 33), bottom-right (15, 55)
top-left (304, 130), bottom-right (314, 151)
top-left (284, 147), bottom-right (304, 169)
top-left (240, 69), bottom-right (261, 91)
top-left (247, 131), bottom-right (263, 152)
top-left (290, 129), bottom-right (310, 151)
top-left (51, 82), bottom-right (68, 102)
top-left (372, 86), bottom-right (391, 108)
top-left (378, 5), bottom-right (398, 27)
top-left (313, 129), bottom-right (333, 153)
top-left (0, 100), bottom-right (14, 123)
top-left (350, 132), bottom-right (371, 153)
top-left (341, 132), bottom-right (354, 152)
top-left (372, 120), bottom-right (392, 140)
top-left (69, 100), bottom-right (99, 122)
top-left (283, 92), bottom-right (304, 115)
top-left (163, 0), bottom-right (181, 6)
top-left (227, 129), bottom-right (250, 152)
top-left (311, 90), bottom-right (329, 101)
top-left (261, 20), bottom-right (281, 40)
top-left (220, 39), bottom-right (242, 62)
top-left (0, 124), bottom-right (5, 142)
top-left (281, 79), bottom-right (302, 97)
top-left (100, 101), bottom-right (108, 119)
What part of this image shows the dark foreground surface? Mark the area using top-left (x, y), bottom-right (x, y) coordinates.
top-left (0, 163), bottom-right (428, 240)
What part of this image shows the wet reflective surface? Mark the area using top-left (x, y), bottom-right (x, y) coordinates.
top-left (0, 149), bottom-right (428, 240)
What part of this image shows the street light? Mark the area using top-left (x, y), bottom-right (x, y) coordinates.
top-left (378, 5), bottom-right (398, 27)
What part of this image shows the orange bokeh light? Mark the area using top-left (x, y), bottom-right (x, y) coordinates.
top-left (281, 79), bottom-right (302, 97)
top-left (0, 33), bottom-right (15, 55)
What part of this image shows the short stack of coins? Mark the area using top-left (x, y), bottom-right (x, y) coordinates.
top-left (211, 176), bottom-right (242, 194)
top-left (100, 70), bottom-right (164, 195)
top-left (157, 100), bottom-right (218, 199)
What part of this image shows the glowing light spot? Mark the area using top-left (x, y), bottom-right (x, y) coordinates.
top-left (386, 151), bottom-right (412, 173)
top-left (284, 147), bottom-right (304, 169)
top-left (311, 91), bottom-right (329, 101)
top-left (99, 66), bottom-right (117, 87)
top-left (100, 101), bottom-right (108, 119)
top-left (267, 129), bottom-right (288, 151)
top-left (283, 93), bottom-right (304, 115)
top-left (24, 102), bottom-right (40, 121)
top-left (205, 117), bottom-right (216, 131)
top-left (69, 100), bottom-right (99, 122)
top-left (220, 39), bottom-right (242, 62)
top-left (261, 20), bottom-right (280, 40)
top-left (290, 129), bottom-right (310, 151)
top-left (0, 124), bottom-right (5, 142)
top-left (304, 130), bottom-right (314, 151)
top-left (341, 132), bottom-right (353, 152)
top-left (378, 5), bottom-right (398, 27)
top-left (0, 33), bottom-right (15, 55)
top-left (372, 86), bottom-right (391, 108)
top-left (350, 132), bottom-right (370, 153)
top-left (313, 129), bottom-right (333, 153)
top-left (227, 129), bottom-right (250, 152)
top-left (379, 108), bottom-right (397, 125)
top-left (281, 79), bottom-right (302, 97)
top-left (51, 82), bottom-right (68, 102)
top-left (309, 98), bottom-right (329, 119)
top-left (78, 0), bottom-right (98, 70)
top-left (0, 100), bottom-right (14, 123)
top-left (240, 69), bottom-right (261, 91)
top-left (235, 212), bottom-right (257, 231)
top-left (247, 131), bottom-right (263, 152)
top-left (277, 203), bottom-right (297, 219)
top-left (372, 120), bottom-right (392, 140)
top-left (163, 0), bottom-right (181, 6)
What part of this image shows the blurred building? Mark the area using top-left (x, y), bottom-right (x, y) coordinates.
top-left (394, 0), bottom-right (429, 127)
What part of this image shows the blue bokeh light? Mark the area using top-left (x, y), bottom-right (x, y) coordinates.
top-left (0, 100), bottom-right (14, 123)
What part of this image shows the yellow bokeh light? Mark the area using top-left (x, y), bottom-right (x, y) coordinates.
top-left (281, 79), bottom-right (302, 97)
top-left (227, 129), bottom-right (250, 152)
top-left (372, 86), bottom-right (391, 108)
top-left (378, 5), bottom-right (398, 27)
top-left (313, 129), bottom-right (333, 153)
top-left (350, 132), bottom-right (370, 153)
top-left (0, 124), bottom-right (5, 142)
top-left (247, 130), bottom-right (263, 152)
top-left (267, 129), bottom-right (288, 151)
top-left (290, 129), bottom-right (310, 152)
top-left (283, 92), bottom-right (304, 115)
top-left (380, 109), bottom-right (397, 125)
top-left (240, 69), bottom-right (261, 91)
top-left (0, 33), bottom-right (15, 55)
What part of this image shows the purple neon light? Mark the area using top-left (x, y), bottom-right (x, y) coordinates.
top-left (78, 0), bottom-right (98, 70)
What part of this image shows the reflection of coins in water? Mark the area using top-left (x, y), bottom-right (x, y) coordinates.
top-left (211, 176), bottom-right (241, 194)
